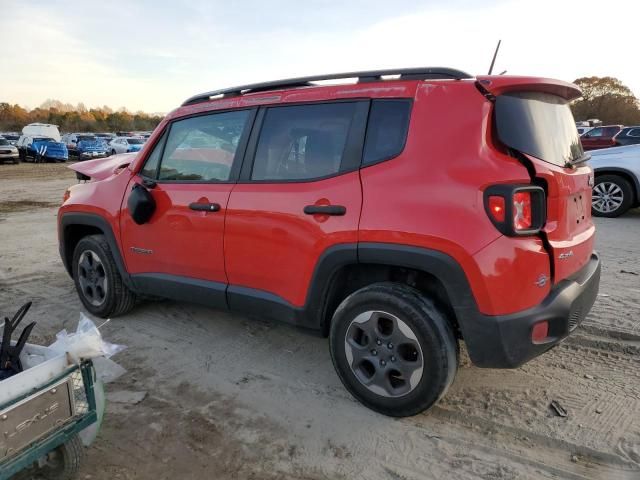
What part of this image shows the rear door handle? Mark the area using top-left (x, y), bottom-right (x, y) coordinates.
top-left (189, 202), bottom-right (220, 212)
top-left (303, 205), bottom-right (346, 216)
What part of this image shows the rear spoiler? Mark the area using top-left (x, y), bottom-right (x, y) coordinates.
top-left (475, 76), bottom-right (582, 102)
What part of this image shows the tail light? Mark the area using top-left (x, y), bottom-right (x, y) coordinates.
top-left (484, 185), bottom-right (546, 236)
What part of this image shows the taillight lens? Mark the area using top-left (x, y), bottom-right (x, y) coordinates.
top-left (484, 185), bottom-right (545, 236)
top-left (513, 191), bottom-right (532, 231)
top-left (63, 189), bottom-right (71, 203)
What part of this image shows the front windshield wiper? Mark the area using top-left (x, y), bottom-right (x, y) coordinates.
top-left (565, 152), bottom-right (591, 168)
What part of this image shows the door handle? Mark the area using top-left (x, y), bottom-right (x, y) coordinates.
top-left (189, 202), bottom-right (221, 212)
top-left (303, 205), bottom-right (346, 216)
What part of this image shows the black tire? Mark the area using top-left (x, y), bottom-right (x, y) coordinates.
top-left (38, 434), bottom-right (84, 480)
top-left (592, 174), bottom-right (634, 218)
top-left (72, 234), bottom-right (136, 318)
top-left (329, 282), bottom-right (458, 417)
top-left (111, 149), bottom-right (116, 156)
top-left (35, 153), bottom-right (43, 163)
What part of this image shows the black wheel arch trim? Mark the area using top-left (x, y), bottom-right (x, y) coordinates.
top-left (59, 212), bottom-right (133, 288)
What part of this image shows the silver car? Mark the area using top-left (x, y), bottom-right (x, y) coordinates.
top-left (588, 144), bottom-right (640, 217)
top-left (0, 137), bottom-right (19, 164)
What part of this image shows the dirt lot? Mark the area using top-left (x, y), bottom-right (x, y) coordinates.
top-left (1, 162), bottom-right (639, 480)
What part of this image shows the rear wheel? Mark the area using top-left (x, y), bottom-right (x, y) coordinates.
top-left (592, 174), bottom-right (633, 217)
top-left (72, 234), bottom-right (136, 318)
top-left (329, 283), bottom-right (458, 417)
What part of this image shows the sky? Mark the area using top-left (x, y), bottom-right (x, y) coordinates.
top-left (2, 0), bottom-right (639, 114)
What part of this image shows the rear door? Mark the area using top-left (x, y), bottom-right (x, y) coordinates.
top-left (224, 101), bottom-right (368, 309)
top-left (493, 89), bottom-right (595, 282)
top-left (120, 109), bottom-right (255, 298)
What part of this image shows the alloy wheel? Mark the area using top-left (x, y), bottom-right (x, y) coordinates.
top-left (344, 310), bottom-right (424, 397)
top-left (77, 250), bottom-right (108, 306)
top-left (592, 181), bottom-right (624, 214)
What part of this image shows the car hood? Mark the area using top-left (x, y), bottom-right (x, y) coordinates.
top-left (32, 140), bottom-right (67, 151)
top-left (69, 152), bottom-right (137, 180)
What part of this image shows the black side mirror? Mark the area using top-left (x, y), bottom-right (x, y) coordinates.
top-left (127, 182), bottom-right (156, 225)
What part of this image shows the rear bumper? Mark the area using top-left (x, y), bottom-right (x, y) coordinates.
top-left (463, 253), bottom-right (601, 368)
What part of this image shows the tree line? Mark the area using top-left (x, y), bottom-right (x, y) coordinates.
top-left (1, 78), bottom-right (638, 133)
top-left (571, 77), bottom-right (640, 125)
top-left (0, 99), bottom-right (163, 133)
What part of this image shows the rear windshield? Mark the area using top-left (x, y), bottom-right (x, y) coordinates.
top-left (495, 92), bottom-right (584, 167)
top-left (128, 138), bottom-right (145, 144)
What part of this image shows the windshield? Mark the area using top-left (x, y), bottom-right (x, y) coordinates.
top-left (78, 136), bottom-right (97, 142)
top-left (4, 135), bottom-right (19, 140)
top-left (128, 138), bottom-right (145, 144)
top-left (0, 139), bottom-right (9, 145)
top-left (495, 92), bottom-right (584, 167)
top-left (33, 137), bottom-right (55, 142)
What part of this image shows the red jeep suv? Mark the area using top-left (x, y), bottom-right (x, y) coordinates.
top-left (58, 68), bottom-right (600, 417)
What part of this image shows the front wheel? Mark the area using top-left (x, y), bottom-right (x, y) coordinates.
top-left (329, 283), bottom-right (458, 417)
top-left (592, 175), bottom-right (633, 218)
top-left (72, 234), bottom-right (136, 318)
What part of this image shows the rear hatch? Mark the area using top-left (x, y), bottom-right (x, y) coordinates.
top-left (482, 76), bottom-right (595, 283)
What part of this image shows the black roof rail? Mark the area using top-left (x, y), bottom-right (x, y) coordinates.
top-left (182, 67), bottom-right (473, 106)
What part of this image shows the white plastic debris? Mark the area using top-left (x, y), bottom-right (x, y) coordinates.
top-left (48, 313), bottom-right (126, 383)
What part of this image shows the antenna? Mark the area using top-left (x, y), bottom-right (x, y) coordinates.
top-left (488, 40), bottom-right (502, 75)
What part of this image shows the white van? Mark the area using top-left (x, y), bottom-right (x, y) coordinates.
top-left (21, 123), bottom-right (61, 142)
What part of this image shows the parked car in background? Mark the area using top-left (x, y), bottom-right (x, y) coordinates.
top-left (0, 137), bottom-right (20, 163)
top-left (76, 135), bottom-right (108, 160)
top-left (59, 68), bottom-right (600, 417)
top-left (62, 133), bottom-right (108, 159)
top-left (0, 132), bottom-right (21, 145)
top-left (580, 125), bottom-right (623, 150)
top-left (95, 132), bottom-right (116, 144)
top-left (588, 144), bottom-right (640, 217)
top-left (21, 123), bottom-right (61, 142)
top-left (108, 136), bottom-right (146, 155)
top-left (17, 135), bottom-right (68, 162)
top-left (613, 126), bottom-right (640, 146)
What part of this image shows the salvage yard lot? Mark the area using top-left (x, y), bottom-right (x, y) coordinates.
top-left (1, 162), bottom-right (639, 480)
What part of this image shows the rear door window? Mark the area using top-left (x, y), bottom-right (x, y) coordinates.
top-left (495, 92), bottom-right (584, 167)
top-left (156, 110), bottom-right (250, 182)
top-left (251, 103), bottom-right (357, 181)
top-left (363, 99), bottom-right (411, 165)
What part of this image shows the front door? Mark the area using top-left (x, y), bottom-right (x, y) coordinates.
top-left (224, 101), bottom-right (368, 311)
top-left (120, 108), bottom-right (255, 301)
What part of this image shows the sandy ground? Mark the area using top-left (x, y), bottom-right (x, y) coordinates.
top-left (0, 162), bottom-right (639, 480)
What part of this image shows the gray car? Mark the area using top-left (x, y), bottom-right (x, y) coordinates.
top-left (588, 144), bottom-right (640, 217)
top-left (0, 137), bottom-right (19, 164)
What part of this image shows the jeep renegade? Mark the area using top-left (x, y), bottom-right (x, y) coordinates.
top-left (58, 68), bottom-right (601, 417)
